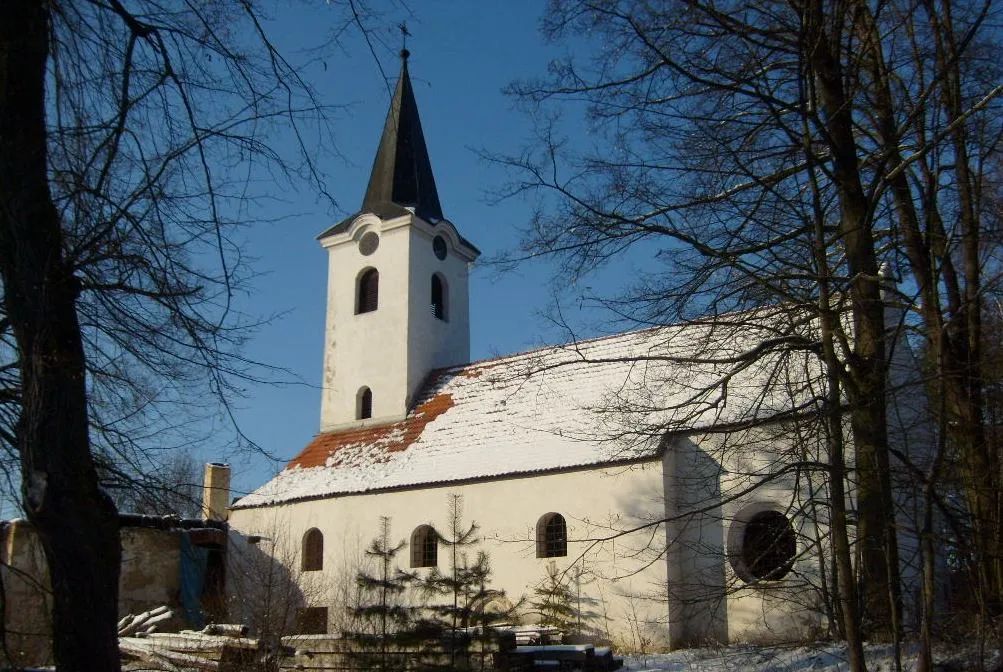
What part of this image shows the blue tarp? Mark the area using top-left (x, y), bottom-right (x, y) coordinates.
top-left (179, 533), bottom-right (209, 629)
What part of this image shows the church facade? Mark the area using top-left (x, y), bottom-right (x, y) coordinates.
top-left (227, 52), bottom-right (924, 649)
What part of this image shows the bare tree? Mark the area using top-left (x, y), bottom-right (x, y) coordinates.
top-left (0, 1), bottom-right (403, 668)
top-left (496, 0), bottom-right (1002, 660)
top-left (109, 451), bottom-right (202, 519)
top-left (227, 525), bottom-right (330, 667)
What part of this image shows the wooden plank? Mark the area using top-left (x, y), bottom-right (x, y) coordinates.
top-left (120, 638), bottom-right (219, 671)
top-left (144, 632), bottom-right (262, 651)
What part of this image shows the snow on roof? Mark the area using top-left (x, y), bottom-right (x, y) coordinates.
top-left (235, 313), bottom-right (817, 508)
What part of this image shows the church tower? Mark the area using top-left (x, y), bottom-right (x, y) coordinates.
top-left (316, 50), bottom-right (479, 432)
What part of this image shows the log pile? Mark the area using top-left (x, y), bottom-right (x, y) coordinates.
top-left (118, 607), bottom-right (267, 671)
top-left (118, 605), bottom-right (175, 637)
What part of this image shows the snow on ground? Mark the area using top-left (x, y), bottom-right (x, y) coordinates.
top-left (621, 642), bottom-right (998, 671)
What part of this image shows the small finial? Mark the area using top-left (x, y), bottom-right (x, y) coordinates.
top-left (398, 22), bottom-right (411, 59)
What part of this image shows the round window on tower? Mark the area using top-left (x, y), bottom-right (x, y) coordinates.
top-left (358, 231), bottom-right (380, 256)
top-left (433, 235), bottom-right (447, 261)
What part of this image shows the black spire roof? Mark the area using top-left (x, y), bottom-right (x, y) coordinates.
top-left (361, 49), bottom-right (443, 222)
top-left (317, 51), bottom-right (478, 254)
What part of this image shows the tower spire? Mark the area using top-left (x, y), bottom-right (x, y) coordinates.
top-left (361, 48), bottom-right (444, 222)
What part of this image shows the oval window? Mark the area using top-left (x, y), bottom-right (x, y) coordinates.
top-left (433, 235), bottom-right (447, 260)
top-left (359, 231), bottom-right (380, 256)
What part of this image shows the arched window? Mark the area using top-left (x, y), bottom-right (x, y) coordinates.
top-left (410, 525), bottom-right (438, 568)
top-left (430, 274), bottom-right (447, 321)
top-left (536, 513), bottom-right (567, 558)
top-left (357, 387), bottom-right (372, 420)
top-left (302, 528), bottom-right (323, 572)
top-left (356, 268), bottom-right (379, 314)
top-left (738, 510), bottom-right (797, 581)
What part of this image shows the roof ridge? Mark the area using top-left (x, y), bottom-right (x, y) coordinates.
top-left (433, 325), bottom-right (664, 375)
top-left (434, 302), bottom-right (807, 376)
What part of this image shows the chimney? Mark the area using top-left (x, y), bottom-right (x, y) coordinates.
top-left (202, 462), bottom-right (231, 522)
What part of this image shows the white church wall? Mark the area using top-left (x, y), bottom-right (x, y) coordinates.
top-left (665, 430), bottom-right (828, 647)
top-left (230, 429), bottom-right (827, 651)
top-left (663, 436), bottom-right (728, 647)
top-left (229, 461), bottom-right (674, 649)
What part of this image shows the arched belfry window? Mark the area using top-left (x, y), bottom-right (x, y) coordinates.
top-left (357, 387), bottom-right (373, 420)
top-left (302, 528), bottom-right (323, 572)
top-left (356, 268), bottom-right (379, 314)
top-left (536, 513), bottom-right (567, 558)
top-left (410, 525), bottom-right (438, 568)
top-left (430, 274), bottom-right (447, 321)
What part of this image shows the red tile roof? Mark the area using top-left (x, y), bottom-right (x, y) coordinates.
top-left (288, 393), bottom-right (455, 469)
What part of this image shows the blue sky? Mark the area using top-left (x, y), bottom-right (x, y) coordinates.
top-left (222, 2), bottom-right (598, 497)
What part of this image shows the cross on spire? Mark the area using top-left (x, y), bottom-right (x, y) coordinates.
top-left (398, 22), bottom-right (411, 58)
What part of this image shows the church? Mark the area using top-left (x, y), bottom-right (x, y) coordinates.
top-left (226, 50), bottom-right (926, 650)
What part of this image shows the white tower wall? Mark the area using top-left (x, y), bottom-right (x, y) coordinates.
top-left (406, 224), bottom-right (472, 403)
top-left (318, 213), bottom-right (475, 432)
top-left (319, 214), bottom-right (411, 430)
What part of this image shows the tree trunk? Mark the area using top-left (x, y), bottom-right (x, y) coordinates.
top-left (819, 273), bottom-right (868, 672)
top-left (0, 2), bottom-right (122, 670)
top-left (875, 0), bottom-right (999, 647)
top-left (806, 102), bottom-right (866, 670)
top-left (930, 0), bottom-right (1000, 643)
top-left (802, 0), bottom-right (901, 639)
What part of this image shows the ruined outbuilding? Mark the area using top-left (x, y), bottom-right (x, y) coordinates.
top-left (0, 463), bottom-right (231, 667)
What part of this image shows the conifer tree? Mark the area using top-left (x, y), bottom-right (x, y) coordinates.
top-left (529, 562), bottom-right (578, 635)
top-left (344, 517), bottom-right (415, 672)
top-left (417, 495), bottom-right (510, 671)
